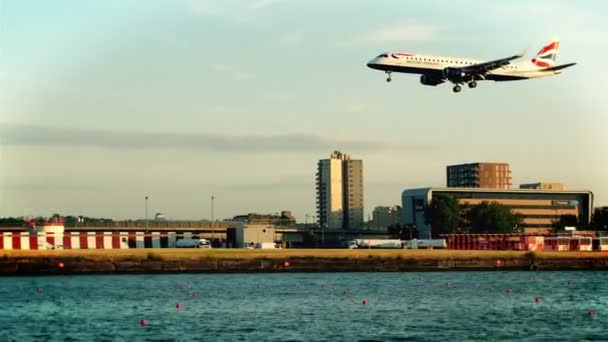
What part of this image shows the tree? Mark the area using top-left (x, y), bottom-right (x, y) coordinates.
top-left (388, 224), bottom-right (418, 240)
top-left (465, 201), bottom-right (523, 234)
top-left (592, 207), bottom-right (608, 230)
top-left (0, 217), bottom-right (26, 227)
top-left (425, 195), bottom-right (462, 238)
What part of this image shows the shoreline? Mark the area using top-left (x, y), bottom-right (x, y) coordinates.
top-left (2, 249), bottom-right (608, 275)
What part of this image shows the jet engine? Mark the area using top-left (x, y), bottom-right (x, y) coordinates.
top-left (419, 74), bottom-right (443, 86)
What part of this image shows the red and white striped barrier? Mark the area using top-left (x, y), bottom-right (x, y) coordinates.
top-left (0, 232), bottom-right (203, 250)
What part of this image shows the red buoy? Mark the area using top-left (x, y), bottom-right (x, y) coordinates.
top-left (58, 262), bottom-right (65, 268)
top-left (567, 280), bottom-right (574, 286)
top-left (140, 319), bottom-right (147, 326)
top-left (496, 260), bottom-right (502, 266)
top-left (176, 303), bottom-right (183, 309)
top-left (535, 297), bottom-right (542, 303)
top-left (343, 290), bottom-right (349, 295)
top-left (362, 299), bottom-right (369, 305)
top-left (322, 283), bottom-right (327, 288)
top-left (192, 292), bottom-right (199, 297)
top-left (283, 261), bottom-right (290, 267)
top-left (588, 311), bottom-right (596, 317)
top-left (37, 287), bottom-right (43, 293)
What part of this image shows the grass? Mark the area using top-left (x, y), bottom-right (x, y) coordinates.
top-left (1, 249), bottom-right (606, 262)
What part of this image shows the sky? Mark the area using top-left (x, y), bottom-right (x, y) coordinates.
top-left (1, 0), bottom-right (607, 221)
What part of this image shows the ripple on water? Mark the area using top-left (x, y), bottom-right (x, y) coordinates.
top-left (0, 272), bottom-right (606, 341)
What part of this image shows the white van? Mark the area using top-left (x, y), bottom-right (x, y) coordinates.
top-left (176, 238), bottom-right (212, 248)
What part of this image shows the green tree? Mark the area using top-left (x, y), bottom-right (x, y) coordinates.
top-left (0, 217), bottom-right (26, 227)
top-left (465, 201), bottom-right (523, 234)
top-left (592, 207), bottom-right (608, 230)
top-left (425, 195), bottom-right (462, 238)
top-left (388, 224), bottom-right (418, 240)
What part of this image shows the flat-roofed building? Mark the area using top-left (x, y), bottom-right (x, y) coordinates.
top-left (447, 162), bottom-right (512, 189)
top-left (371, 206), bottom-right (402, 231)
top-left (520, 182), bottom-right (565, 191)
top-left (402, 187), bottom-right (593, 238)
top-left (316, 151), bottom-right (364, 230)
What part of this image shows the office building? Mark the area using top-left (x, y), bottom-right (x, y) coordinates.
top-left (520, 182), bottom-right (565, 191)
top-left (402, 187), bottom-right (593, 238)
top-left (371, 206), bottom-right (402, 231)
top-left (447, 162), bottom-right (512, 189)
top-left (316, 151), bottom-right (364, 230)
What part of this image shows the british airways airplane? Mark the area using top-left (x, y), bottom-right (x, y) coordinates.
top-left (366, 38), bottom-right (575, 93)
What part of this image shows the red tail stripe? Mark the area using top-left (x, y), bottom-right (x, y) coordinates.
top-left (532, 58), bottom-right (551, 68)
top-left (537, 41), bottom-right (559, 56)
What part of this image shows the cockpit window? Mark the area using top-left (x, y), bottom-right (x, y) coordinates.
top-left (377, 54), bottom-right (389, 58)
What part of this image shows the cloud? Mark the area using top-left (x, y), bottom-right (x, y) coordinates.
top-left (0, 124), bottom-right (400, 153)
top-left (210, 63), bottom-right (254, 80)
top-left (187, 1), bottom-right (218, 16)
top-left (251, 0), bottom-right (285, 10)
top-left (352, 23), bottom-right (438, 45)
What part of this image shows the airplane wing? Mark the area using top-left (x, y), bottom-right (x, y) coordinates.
top-left (458, 50), bottom-right (527, 74)
top-left (540, 63), bottom-right (576, 72)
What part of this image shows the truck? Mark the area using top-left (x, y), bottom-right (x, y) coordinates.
top-left (254, 242), bottom-right (282, 249)
top-left (176, 238), bottom-right (212, 248)
top-left (403, 239), bottom-right (447, 249)
top-left (347, 239), bottom-right (403, 249)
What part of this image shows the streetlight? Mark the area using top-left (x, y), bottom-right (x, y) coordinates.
top-left (211, 196), bottom-right (215, 241)
top-left (145, 196), bottom-right (149, 232)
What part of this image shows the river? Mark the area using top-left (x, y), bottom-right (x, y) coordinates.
top-left (1, 272), bottom-right (606, 341)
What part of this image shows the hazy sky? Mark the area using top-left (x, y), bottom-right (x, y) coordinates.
top-left (1, 0), bottom-right (607, 221)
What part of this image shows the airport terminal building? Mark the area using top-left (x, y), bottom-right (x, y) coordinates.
top-left (402, 187), bottom-right (594, 238)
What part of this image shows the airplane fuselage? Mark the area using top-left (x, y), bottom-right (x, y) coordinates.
top-left (367, 52), bottom-right (562, 82)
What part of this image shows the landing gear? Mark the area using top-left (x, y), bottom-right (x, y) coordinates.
top-left (452, 85), bottom-right (462, 93)
top-left (386, 71), bottom-right (392, 82)
top-left (468, 81), bottom-right (477, 88)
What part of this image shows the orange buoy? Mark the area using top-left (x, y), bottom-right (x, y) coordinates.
top-left (362, 299), bottom-right (368, 305)
top-left (140, 319), bottom-right (147, 326)
top-left (283, 261), bottom-right (290, 267)
top-left (58, 262), bottom-right (65, 268)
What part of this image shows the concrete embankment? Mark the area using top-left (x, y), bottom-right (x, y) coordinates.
top-left (1, 249), bottom-right (608, 275)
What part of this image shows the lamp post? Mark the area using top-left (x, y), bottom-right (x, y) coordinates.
top-left (145, 196), bottom-right (149, 232)
top-left (211, 196), bottom-right (215, 241)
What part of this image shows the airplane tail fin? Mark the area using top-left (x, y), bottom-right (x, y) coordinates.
top-left (531, 37), bottom-right (559, 68)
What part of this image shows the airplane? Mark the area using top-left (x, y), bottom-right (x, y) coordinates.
top-left (366, 37), bottom-right (576, 93)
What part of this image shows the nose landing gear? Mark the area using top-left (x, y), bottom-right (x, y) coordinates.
top-left (386, 71), bottom-right (392, 82)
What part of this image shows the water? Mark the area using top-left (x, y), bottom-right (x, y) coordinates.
top-left (0, 272), bottom-right (606, 341)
